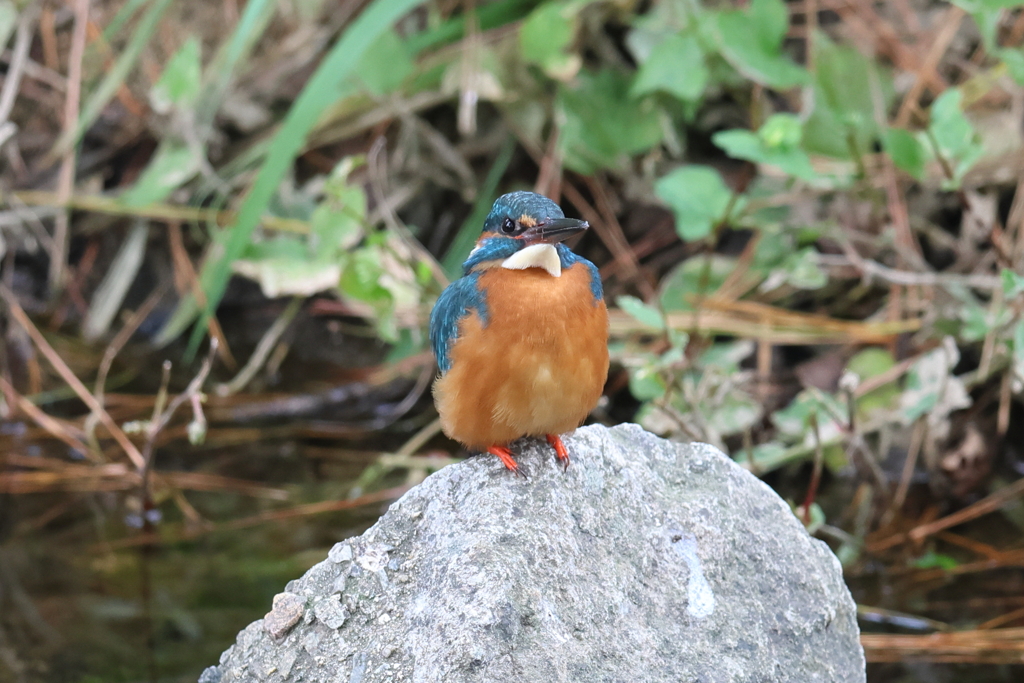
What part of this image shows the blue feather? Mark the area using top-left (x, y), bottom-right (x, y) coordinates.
top-left (429, 272), bottom-right (489, 374)
top-left (483, 192), bottom-right (564, 234)
top-left (556, 243), bottom-right (603, 304)
top-left (462, 237), bottom-right (519, 272)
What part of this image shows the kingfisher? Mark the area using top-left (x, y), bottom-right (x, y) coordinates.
top-left (429, 191), bottom-right (609, 473)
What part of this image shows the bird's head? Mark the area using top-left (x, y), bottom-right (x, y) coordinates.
top-left (464, 191), bottom-right (589, 276)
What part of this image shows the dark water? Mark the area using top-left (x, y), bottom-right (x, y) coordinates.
top-left (1, 459), bottom-right (393, 683)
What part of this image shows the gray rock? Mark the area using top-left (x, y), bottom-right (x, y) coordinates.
top-left (208, 424), bottom-right (864, 683)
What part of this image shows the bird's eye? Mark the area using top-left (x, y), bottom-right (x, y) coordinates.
top-left (501, 217), bottom-right (517, 234)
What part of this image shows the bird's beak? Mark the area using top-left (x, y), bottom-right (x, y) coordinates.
top-left (522, 217), bottom-right (589, 244)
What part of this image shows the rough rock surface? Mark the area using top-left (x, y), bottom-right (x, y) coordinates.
top-left (203, 424), bottom-right (865, 683)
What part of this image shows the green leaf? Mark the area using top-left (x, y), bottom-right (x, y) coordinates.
top-left (234, 234), bottom-right (344, 298)
top-left (847, 347), bottom-right (895, 378)
top-left (659, 255), bottom-right (736, 311)
top-left (696, 340), bottom-right (754, 372)
top-left (966, 0), bottom-right (1024, 82)
top-left (713, 114), bottom-right (816, 180)
top-left (883, 127), bottom-right (926, 180)
top-left (168, 0), bottom-right (427, 354)
top-left (740, 441), bottom-right (802, 471)
top-left (706, 391), bottom-right (763, 436)
top-left (759, 113), bottom-right (803, 148)
top-left (802, 35), bottom-right (895, 160)
top-left (960, 303), bottom-right (996, 341)
top-left (630, 33), bottom-right (708, 101)
top-left (310, 204), bottom-right (362, 257)
top-left (241, 235), bottom-right (309, 262)
top-left (120, 142), bottom-right (201, 207)
top-left (356, 30), bottom-right (413, 95)
top-left (929, 89), bottom-right (974, 155)
top-left (712, 0), bottom-right (809, 88)
top-left (847, 347), bottom-right (899, 415)
top-left (311, 157), bottom-right (368, 256)
top-left (773, 389), bottom-right (848, 437)
top-left (1001, 268), bottom-right (1024, 298)
top-left (779, 247), bottom-right (827, 289)
top-left (625, 0), bottom-right (693, 64)
top-left (928, 88), bottom-right (984, 187)
top-left (0, 1), bottom-right (18, 52)
top-left (556, 69), bottom-right (663, 174)
top-left (912, 551), bottom-right (960, 570)
top-left (953, 0), bottom-right (1024, 12)
top-left (520, 0), bottom-right (582, 81)
top-left (654, 166), bottom-right (734, 241)
top-left (616, 295), bottom-right (665, 329)
top-left (234, 255), bottom-right (342, 298)
top-left (967, 5), bottom-right (1002, 53)
top-left (340, 247), bottom-right (390, 304)
top-left (629, 365), bottom-right (668, 401)
top-left (1000, 48), bottom-right (1024, 85)
top-left (151, 36), bottom-right (202, 113)
top-left (793, 501), bottom-right (826, 533)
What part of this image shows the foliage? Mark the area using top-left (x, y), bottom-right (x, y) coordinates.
top-left (6, 2), bottom-right (1024, 668)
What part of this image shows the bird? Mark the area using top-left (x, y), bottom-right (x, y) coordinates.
top-left (429, 191), bottom-right (609, 474)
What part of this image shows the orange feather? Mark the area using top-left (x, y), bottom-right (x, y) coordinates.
top-left (433, 262), bottom-right (609, 449)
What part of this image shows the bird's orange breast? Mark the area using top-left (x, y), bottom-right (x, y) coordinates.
top-left (433, 262), bottom-right (609, 449)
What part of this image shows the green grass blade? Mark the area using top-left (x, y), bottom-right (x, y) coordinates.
top-left (441, 136), bottom-right (515, 279)
top-left (195, 0), bottom-right (276, 130)
top-left (101, 0), bottom-right (151, 42)
top-left (51, 0), bottom-right (172, 158)
top-left (179, 0), bottom-right (427, 356)
top-left (406, 0), bottom-right (538, 54)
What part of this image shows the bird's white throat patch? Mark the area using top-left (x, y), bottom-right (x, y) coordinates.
top-left (501, 243), bottom-right (561, 277)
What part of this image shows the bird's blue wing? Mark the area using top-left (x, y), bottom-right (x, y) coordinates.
top-left (429, 273), bottom-right (488, 374)
top-left (556, 244), bottom-right (603, 303)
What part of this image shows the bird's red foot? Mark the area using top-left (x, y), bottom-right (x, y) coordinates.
top-left (486, 445), bottom-right (522, 476)
top-left (546, 434), bottom-right (570, 471)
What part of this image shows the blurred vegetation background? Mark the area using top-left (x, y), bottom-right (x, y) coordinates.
top-left (1, 0), bottom-right (1024, 680)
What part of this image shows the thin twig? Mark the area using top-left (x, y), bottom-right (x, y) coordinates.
top-left (0, 284), bottom-right (146, 469)
top-left (885, 418), bottom-right (925, 525)
top-left (802, 414), bottom-right (824, 525)
top-left (893, 5), bottom-right (966, 127)
top-left (50, 0), bottom-right (91, 293)
top-left (586, 176), bottom-right (656, 300)
top-left (0, 375), bottom-right (95, 459)
top-left (871, 476), bottom-right (1024, 551)
top-left (0, 3), bottom-right (39, 125)
top-left (818, 253), bottom-right (1001, 290)
top-left (85, 283), bottom-right (168, 444)
top-left (215, 297), bottom-right (302, 396)
top-left (367, 136), bottom-right (449, 287)
top-left (167, 221), bottom-right (237, 369)
top-left (997, 369), bottom-right (1011, 437)
top-left (139, 340), bottom-right (219, 486)
top-left (395, 417), bottom-right (443, 458)
top-left (3, 188), bottom-right (310, 234)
